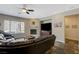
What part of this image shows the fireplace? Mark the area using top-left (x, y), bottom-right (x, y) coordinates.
top-left (30, 29), bottom-right (37, 35)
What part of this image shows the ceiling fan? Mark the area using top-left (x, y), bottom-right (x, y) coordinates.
top-left (19, 4), bottom-right (34, 14)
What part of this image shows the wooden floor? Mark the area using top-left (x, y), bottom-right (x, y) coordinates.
top-left (46, 41), bottom-right (65, 54)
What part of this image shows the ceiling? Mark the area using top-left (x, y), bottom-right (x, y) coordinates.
top-left (0, 4), bottom-right (79, 18)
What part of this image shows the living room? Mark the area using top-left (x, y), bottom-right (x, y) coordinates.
top-left (0, 4), bottom-right (79, 54)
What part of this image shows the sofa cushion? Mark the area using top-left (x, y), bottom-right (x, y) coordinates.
top-left (33, 35), bottom-right (55, 42)
top-left (5, 39), bottom-right (34, 46)
top-left (0, 34), bottom-right (6, 40)
top-left (0, 34), bottom-right (4, 40)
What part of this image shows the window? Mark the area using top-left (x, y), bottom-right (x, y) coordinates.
top-left (4, 20), bottom-right (10, 32)
top-left (4, 20), bottom-right (25, 33)
top-left (20, 22), bottom-right (25, 33)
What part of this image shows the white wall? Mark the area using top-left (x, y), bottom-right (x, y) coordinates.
top-left (41, 19), bottom-right (52, 24)
top-left (52, 14), bottom-right (65, 43)
top-left (40, 8), bottom-right (79, 43)
top-left (0, 14), bottom-right (30, 38)
top-left (28, 19), bottom-right (40, 38)
top-left (0, 14), bottom-right (41, 39)
top-left (40, 14), bottom-right (65, 43)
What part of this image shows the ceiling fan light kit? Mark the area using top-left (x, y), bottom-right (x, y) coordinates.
top-left (22, 9), bottom-right (27, 13)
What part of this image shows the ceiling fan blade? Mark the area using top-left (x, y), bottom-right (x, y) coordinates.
top-left (28, 9), bottom-right (34, 12)
top-left (26, 12), bottom-right (30, 14)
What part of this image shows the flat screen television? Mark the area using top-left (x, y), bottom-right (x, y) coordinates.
top-left (41, 23), bottom-right (52, 31)
top-left (30, 29), bottom-right (37, 34)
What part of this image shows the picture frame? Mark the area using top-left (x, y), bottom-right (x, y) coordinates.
top-left (54, 22), bottom-right (62, 28)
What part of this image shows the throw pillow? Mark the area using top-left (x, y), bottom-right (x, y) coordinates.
top-left (0, 34), bottom-right (4, 40)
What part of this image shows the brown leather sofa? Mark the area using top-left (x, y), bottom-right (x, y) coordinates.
top-left (0, 35), bottom-right (56, 54)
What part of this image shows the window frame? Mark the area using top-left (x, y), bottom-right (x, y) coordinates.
top-left (4, 20), bottom-right (25, 34)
